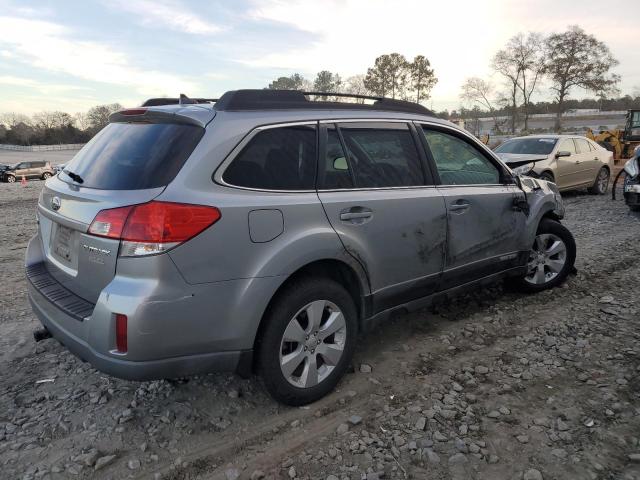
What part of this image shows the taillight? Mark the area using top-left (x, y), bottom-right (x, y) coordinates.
top-left (115, 314), bottom-right (127, 353)
top-left (88, 201), bottom-right (221, 256)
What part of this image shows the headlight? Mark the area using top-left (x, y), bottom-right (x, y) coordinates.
top-left (624, 158), bottom-right (639, 179)
top-left (511, 162), bottom-right (535, 175)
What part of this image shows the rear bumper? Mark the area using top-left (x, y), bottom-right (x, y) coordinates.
top-left (28, 281), bottom-right (250, 380)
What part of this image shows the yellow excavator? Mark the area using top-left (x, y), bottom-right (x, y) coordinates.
top-left (586, 109), bottom-right (640, 164)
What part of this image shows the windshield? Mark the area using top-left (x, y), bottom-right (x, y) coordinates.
top-left (495, 138), bottom-right (557, 155)
top-left (59, 122), bottom-right (204, 190)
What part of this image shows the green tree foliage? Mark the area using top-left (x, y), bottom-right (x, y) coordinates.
top-left (87, 103), bottom-right (123, 132)
top-left (545, 25), bottom-right (620, 131)
top-left (409, 55), bottom-right (437, 103)
top-left (365, 53), bottom-right (437, 102)
top-left (267, 73), bottom-right (306, 90)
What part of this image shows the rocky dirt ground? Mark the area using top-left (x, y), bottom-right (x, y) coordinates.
top-left (1, 181), bottom-right (639, 480)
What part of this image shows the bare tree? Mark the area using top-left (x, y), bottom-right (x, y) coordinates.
top-left (87, 103), bottom-right (123, 132)
top-left (0, 112), bottom-right (31, 128)
top-left (460, 77), bottom-right (503, 133)
top-left (545, 25), bottom-right (620, 131)
top-left (492, 42), bottom-right (523, 134)
top-left (74, 112), bottom-right (90, 131)
top-left (511, 33), bottom-right (545, 131)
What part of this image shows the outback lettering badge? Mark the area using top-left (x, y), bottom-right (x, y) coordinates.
top-left (82, 244), bottom-right (111, 256)
top-left (51, 196), bottom-right (61, 211)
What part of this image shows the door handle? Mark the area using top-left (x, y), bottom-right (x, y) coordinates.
top-left (340, 211), bottom-right (372, 221)
top-left (449, 201), bottom-right (471, 211)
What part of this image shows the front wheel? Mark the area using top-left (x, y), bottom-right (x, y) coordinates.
top-left (515, 218), bottom-right (576, 293)
top-left (257, 277), bottom-right (357, 406)
top-left (42, 172), bottom-right (51, 180)
top-left (588, 167), bottom-right (609, 195)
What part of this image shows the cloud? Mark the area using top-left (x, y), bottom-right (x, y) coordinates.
top-left (0, 75), bottom-right (91, 94)
top-left (107, 0), bottom-right (222, 35)
top-left (0, 16), bottom-right (197, 96)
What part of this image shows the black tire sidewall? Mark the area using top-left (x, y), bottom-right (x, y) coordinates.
top-left (258, 277), bottom-right (358, 406)
top-left (589, 167), bottom-right (609, 195)
top-left (516, 218), bottom-right (576, 293)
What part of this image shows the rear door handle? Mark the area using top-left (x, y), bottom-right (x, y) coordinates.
top-left (449, 201), bottom-right (471, 211)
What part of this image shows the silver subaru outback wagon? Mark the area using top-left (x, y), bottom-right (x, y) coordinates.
top-left (26, 90), bottom-right (575, 405)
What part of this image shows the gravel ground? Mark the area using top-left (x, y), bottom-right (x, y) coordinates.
top-left (1, 181), bottom-right (639, 480)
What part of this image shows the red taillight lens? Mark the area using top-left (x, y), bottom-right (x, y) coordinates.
top-left (88, 201), bottom-right (221, 253)
top-left (115, 314), bottom-right (127, 353)
top-left (88, 205), bottom-right (134, 238)
top-left (119, 108), bottom-right (147, 116)
top-left (121, 202), bottom-right (221, 243)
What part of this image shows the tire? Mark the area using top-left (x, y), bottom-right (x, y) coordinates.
top-left (538, 171), bottom-right (555, 183)
top-left (257, 277), bottom-right (357, 406)
top-left (42, 172), bottom-right (51, 180)
top-left (6, 175), bottom-right (15, 183)
top-left (630, 205), bottom-right (640, 212)
top-left (514, 218), bottom-right (576, 293)
top-left (588, 167), bottom-right (609, 195)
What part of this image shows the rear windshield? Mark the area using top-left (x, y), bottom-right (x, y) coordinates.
top-left (60, 122), bottom-right (204, 190)
top-left (495, 138), bottom-right (557, 155)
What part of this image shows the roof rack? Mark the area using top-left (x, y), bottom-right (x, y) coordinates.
top-left (213, 89), bottom-right (434, 116)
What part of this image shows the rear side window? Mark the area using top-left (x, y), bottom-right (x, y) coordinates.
top-left (575, 138), bottom-right (591, 154)
top-left (223, 125), bottom-right (317, 190)
top-left (338, 123), bottom-right (424, 188)
top-left (60, 122), bottom-right (204, 190)
top-left (320, 126), bottom-right (354, 189)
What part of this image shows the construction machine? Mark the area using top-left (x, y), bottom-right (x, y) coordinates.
top-left (586, 109), bottom-right (640, 164)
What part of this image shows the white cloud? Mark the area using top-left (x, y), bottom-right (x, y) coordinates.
top-left (0, 75), bottom-right (91, 94)
top-left (107, 0), bottom-right (222, 35)
top-left (0, 16), bottom-right (197, 96)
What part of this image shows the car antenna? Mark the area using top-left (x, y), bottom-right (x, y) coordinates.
top-left (179, 93), bottom-right (197, 105)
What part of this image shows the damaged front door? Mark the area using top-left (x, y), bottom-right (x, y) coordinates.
top-left (317, 122), bottom-right (447, 314)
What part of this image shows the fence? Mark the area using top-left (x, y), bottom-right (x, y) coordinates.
top-left (0, 143), bottom-right (85, 152)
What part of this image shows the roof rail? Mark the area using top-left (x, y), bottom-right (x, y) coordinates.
top-left (213, 89), bottom-right (434, 116)
top-left (141, 97), bottom-right (218, 107)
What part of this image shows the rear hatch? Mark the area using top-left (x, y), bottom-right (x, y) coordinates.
top-left (37, 111), bottom-right (207, 303)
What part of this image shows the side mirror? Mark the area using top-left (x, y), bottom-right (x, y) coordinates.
top-left (555, 150), bottom-right (571, 158)
top-left (333, 156), bottom-right (348, 170)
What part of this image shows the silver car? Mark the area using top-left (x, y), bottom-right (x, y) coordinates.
top-left (495, 134), bottom-right (613, 194)
top-left (26, 90), bottom-right (576, 405)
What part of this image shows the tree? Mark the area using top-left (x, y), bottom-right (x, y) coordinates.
top-left (364, 53), bottom-right (410, 98)
top-left (87, 103), bottom-right (122, 132)
top-left (545, 25), bottom-right (620, 131)
top-left (267, 73), bottom-right (306, 90)
top-left (342, 75), bottom-right (369, 102)
top-left (460, 77), bottom-right (503, 133)
top-left (313, 71), bottom-right (342, 99)
top-left (408, 55), bottom-right (437, 103)
top-left (511, 33), bottom-right (545, 131)
top-left (492, 42), bottom-right (523, 134)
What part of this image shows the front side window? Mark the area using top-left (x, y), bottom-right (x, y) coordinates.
top-left (557, 139), bottom-right (577, 154)
top-left (338, 123), bottom-right (424, 188)
top-left (422, 128), bottom-right (500, 185)
top-left (223, 125), bottom-right (317, 190)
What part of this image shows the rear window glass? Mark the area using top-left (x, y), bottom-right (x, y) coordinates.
top-left (223, 125), bottom-right (317, 190)
top-left (60, 122), bottom-right (204, 190)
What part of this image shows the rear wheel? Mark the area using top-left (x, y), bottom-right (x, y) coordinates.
top-left (588, 167), bottom-right (609, 195)
top-left (6, 174), bottom-right (15, 183)
top-left (257, 277), bottom-right (357, 406)
top-left (515, 218), bottom-right (576, 293)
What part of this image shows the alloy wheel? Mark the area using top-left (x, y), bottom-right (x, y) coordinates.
top-left (524, 233), bottom-right (567, 285)
top-left (279, 300), bottom-right (347, 388)
top-left (597, 168), bottom-right (609, 193)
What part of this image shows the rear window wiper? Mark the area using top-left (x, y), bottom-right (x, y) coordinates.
top-left (64, 169), bottom-right (84, 184)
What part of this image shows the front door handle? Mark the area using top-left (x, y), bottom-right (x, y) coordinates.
top-left (340, 211), bottom-right (372, 221)
top-left (449, 201), bottom-right (471, 211)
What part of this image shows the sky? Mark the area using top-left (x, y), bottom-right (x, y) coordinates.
top-left (0, 0), bottom-right (639, 115)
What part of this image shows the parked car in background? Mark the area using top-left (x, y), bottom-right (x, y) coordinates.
top-left (494, 135), bottom-right (613, 194)
top-left (26, 90), bottom-right (576, 405)
top-left (54, 163), bottom-right (66, 175)
top-left (1, 161), bottom-right (54, 183)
